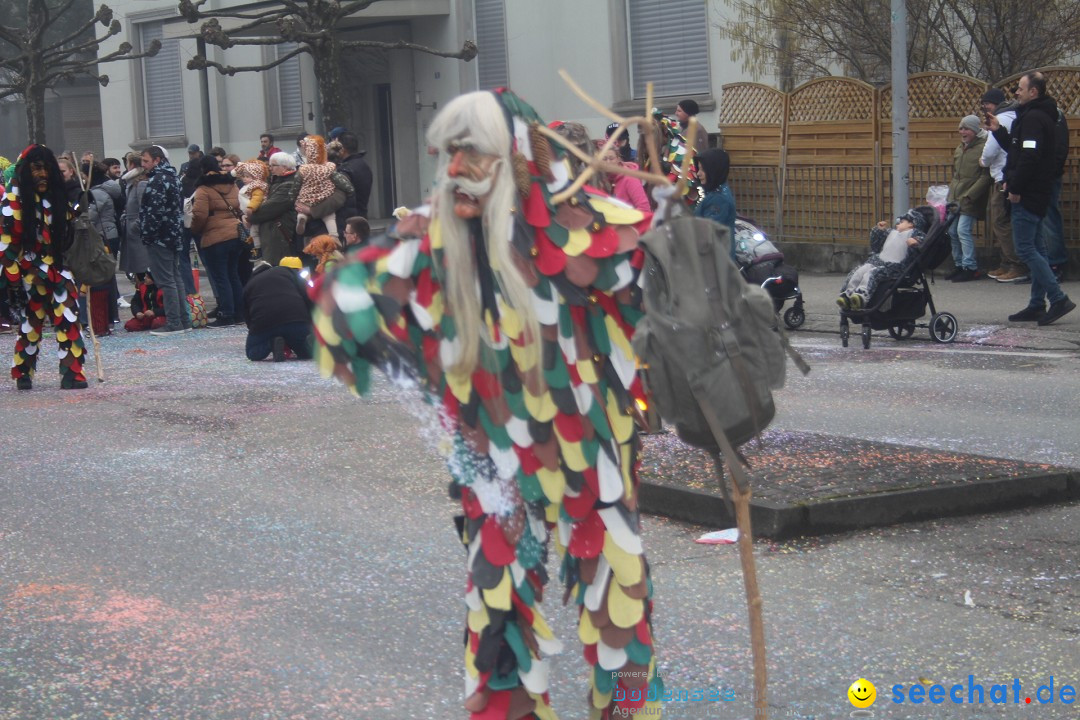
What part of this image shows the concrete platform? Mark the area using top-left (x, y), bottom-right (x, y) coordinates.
top-left (638, 430), bottom-right (1080, 538)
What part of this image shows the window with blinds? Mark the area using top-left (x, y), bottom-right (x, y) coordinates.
top-left (138, 22), bottom-right (184, 137)
top-left (474, 0), bottom-right (508, 89)
top-left (626, 0), bottom-right (710, 99)
top-left (275, 43), bottom-right (303, 128)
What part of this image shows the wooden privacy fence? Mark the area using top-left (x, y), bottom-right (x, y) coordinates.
top-left (720, 68), bottom-right (1080, 249)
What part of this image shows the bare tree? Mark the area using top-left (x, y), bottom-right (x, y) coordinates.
top-left (178, 0), bottom-right (478, 133)
top-left (716, 0), bottom-right (1080, 86)
top-left (0, 0), bottom-right (160, 144)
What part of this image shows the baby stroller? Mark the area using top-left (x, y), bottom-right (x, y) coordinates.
top-left (839, 204), bottom-right (960, 349)
top-left (735, 217), bottom-right (805, 329)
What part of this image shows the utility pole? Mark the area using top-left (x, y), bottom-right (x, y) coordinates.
top-left (890, 0), bottom-right (909, 217)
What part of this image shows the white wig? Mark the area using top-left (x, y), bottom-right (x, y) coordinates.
top-left (427, 90), bottom-right (541, 379)
top-left (269, 151), bottom-right (297, 170)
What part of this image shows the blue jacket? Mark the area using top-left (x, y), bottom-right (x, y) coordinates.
top-left (695, 185), bottom-right (737, 260)
top-left (139, 160), bottom-right (183, 251)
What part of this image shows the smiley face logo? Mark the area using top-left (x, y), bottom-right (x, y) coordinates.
top-left (848, 678), bottom-right (876, 708)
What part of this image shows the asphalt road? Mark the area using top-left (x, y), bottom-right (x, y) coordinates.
top-left (1, 274), bottom-right (1078, 719)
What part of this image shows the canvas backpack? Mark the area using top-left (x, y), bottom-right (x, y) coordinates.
top-left (65, 187), bottom-right (118, 287)
top-left (632, 212), bottom-right (809, 461)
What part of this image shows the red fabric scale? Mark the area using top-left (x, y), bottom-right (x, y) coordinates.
top-left (480, 514), bottom-right (517, 566)
top-left (554, 411), bottom-right (584, 442)
top-left (415, 267), bottom-right (436, 307)
top-left (461, 487), bottom-right (485, 520)
top-left (524, 183), bottom-right (550, 227)
top-left (583, 642), bottom-right (598, 667)
top-left (567, 509), bottom-right (605, 558)
top-left (561, 482), bottom-right (597, 521)
top-left (473, 367), bottom-right (501, 399)
top-left (510, 593), bottom-right (535, 626)
top-left (532, 228), bottom-right (566, 276)
top-left (513, 444), bottom-right (544, 476)
top-left (584, 225), bottom-right (619, 258)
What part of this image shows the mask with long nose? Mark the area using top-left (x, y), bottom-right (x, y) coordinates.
top-left (444, 140), bottom-right (502, 219)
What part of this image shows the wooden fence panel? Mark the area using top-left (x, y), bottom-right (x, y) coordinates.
top-left (720, 69), bottom-right (1080, 250)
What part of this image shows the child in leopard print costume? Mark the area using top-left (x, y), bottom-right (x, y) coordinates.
top-left (294, 135), bottom-right (338, 238)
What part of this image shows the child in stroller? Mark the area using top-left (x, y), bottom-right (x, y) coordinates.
top-left (837, 208), bottom-right (929, 310)
top-left (735, 218), bottom-right (806, 329)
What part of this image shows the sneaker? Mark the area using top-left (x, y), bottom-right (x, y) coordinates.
top-left (1038, 297), bottom-right (1076, 326)
top-left (943, 267), bottom-right (963, 281)
top-left (996, 269), bottom-right (1029, 283)
top-left (207, 308), bottom-right (220, 320)
top-left (836, 295), bottom-right (850, 310)
top-left (16, 376), bottom-right (32, 390)
top-left (117, 296), bottom-right (131, 308)
top-left (986, 267), bottom-right (1007, 279)
top-left (150, 326), bottom-right (187, 336)
top-left (849, 293), bottom-right (864, 310)
top-left (952, 268), bottom-right (979, 282)
top-left (1008, 305), bottom-right (1045, 322)
top-left (272, 336), bottom-right (286, 363)
top-left (207, 316), bottom-right (236, 328)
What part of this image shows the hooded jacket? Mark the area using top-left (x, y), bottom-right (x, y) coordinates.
top-left (992, 94), bottom-right (1059, 216)
top-left (190, 171), bottom-right (242, 249)
top-left (139, 159), bottom-right (184, 251)
top-left (949, 132), bottom-right (990, 217)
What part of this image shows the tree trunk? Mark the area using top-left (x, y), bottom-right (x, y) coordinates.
top-left (312, 39), bottom-right (346, 135)
top-left (25, 84), bottom-right (48, 145)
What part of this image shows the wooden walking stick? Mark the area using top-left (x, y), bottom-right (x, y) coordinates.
top-left (82, 283), bottom-right (105, 382)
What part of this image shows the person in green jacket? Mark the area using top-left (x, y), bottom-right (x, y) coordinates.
top-left (945, 115), bottom-right (991, 282)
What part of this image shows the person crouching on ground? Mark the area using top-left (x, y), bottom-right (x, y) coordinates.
top-left (241, 256), bottom-right (314, 362)
top-left (124, 271), bottom-right (166, 332)
top-left (838, 209), bottom-right (929, 310)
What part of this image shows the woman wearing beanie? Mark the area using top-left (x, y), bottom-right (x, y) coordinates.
top-left (945, 114), bottom-right (991, 282)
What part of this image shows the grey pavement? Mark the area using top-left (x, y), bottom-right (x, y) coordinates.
top-left (0, 324), bottom-right (1077, 719)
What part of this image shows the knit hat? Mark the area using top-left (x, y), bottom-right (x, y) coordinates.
top-left (279, 256), bottom-right (303, 270)
top-left (899, 208), bottom-right (929, 233)
top-left (677, 99), bottom-right (699, 116)
top-left (980, 88), bottom-right (1006, 105)
top-left (958, 115), bottom-right (982, 133)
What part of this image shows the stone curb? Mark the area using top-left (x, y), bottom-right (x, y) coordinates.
top-left (640, 470), bottom-right (1080, 539)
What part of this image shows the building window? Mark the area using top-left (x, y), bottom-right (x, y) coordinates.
top-left (138, 21), bottom-right (184, 138)
top-left (626, 0), bottom-right (710, 99)
top-left (474, 0), bottom-right (508, 89)
top-left (273, 43), bottom-right (303, 128)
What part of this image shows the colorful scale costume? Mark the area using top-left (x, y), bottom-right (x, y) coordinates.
top-left (0, 145), bottom-right (87, 388)
top-left (313, 90), bottom-right (664, 719)
top-left (650, 111), bottom-right (700, 207)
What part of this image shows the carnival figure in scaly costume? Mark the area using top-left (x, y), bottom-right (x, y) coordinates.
top-left (638, 110), bottom-right (700, 208)
top-left (0, 145), bottom-right (88, 390)
top-left (314, 90), bottom-right (664, 719)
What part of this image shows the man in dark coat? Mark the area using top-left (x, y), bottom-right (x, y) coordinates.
top-left (989, 71), bottom-right (1075, 326)
top-left (241, 256), bottom-right (313, 361)
top-left (335, 132), bottom-right (373, 219)
top-left (139, 145), bottom-right (192, 335)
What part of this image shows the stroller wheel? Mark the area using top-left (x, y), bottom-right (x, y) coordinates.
top-left (783, 307), bottom-right (805, 329)
top-left (888, 322), bottom-right (915, 340)
top-left (840, 320), bottom-right (850, 347)
top-left (930, 312), bottom-right (959, 343)
top-left (861, 325), bottom-right (872, 349)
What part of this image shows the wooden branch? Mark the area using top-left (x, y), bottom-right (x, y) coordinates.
top-left (189, 45), bottom-right (307, 75)
top-left (339, 38), bottom-right (478, 61)
top-left (536, 122), bottom-right (669, 206)
top-left (643, 82), bottom-right (662, 178)
top-left (179, 0), bottom-right (287, 24)
top-left (557, 68), bottom-right (625, 124)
